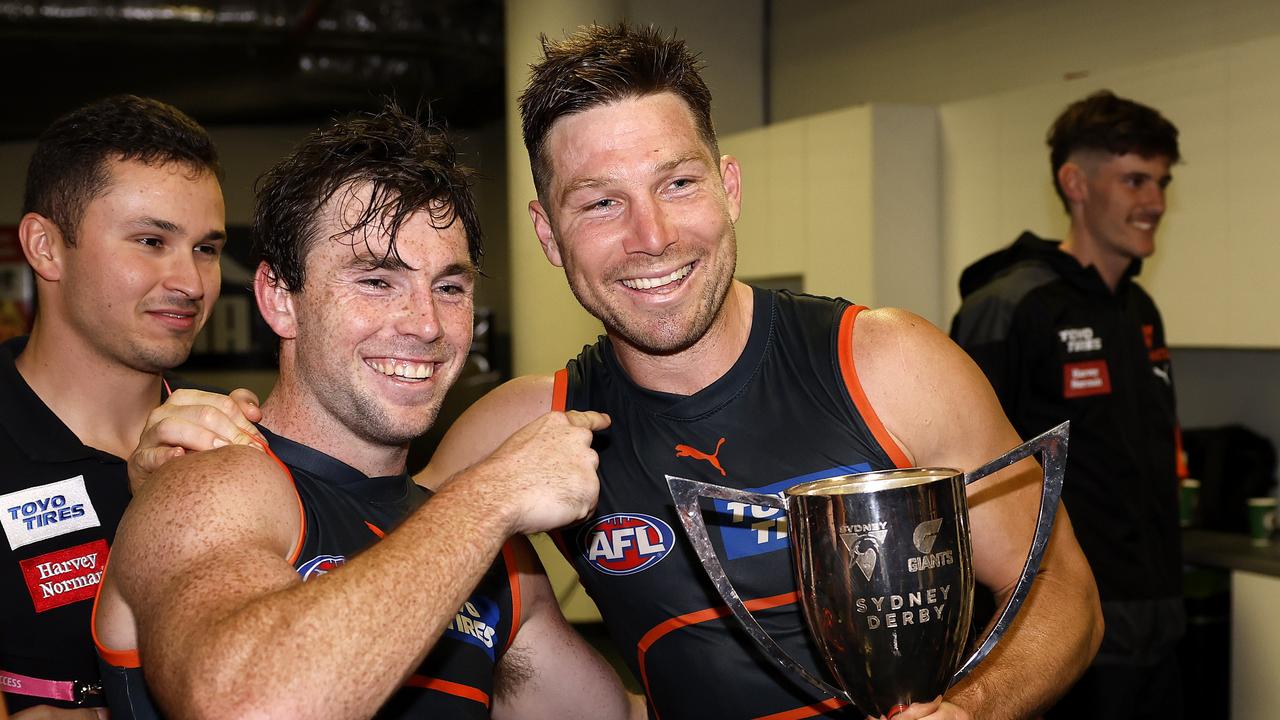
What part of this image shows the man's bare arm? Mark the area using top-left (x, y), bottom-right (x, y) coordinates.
top-left (416, 374), bottom-right (555, 490)
top-left (491, 538), bottom-right (646, 720)
top-left (854, 308), bottom-right (1103, 720)
top-left (109, 409), bottom-right (608, 720)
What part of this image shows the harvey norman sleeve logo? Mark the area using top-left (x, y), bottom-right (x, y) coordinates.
top-left (1, 476), bottom-right (101, 551)
top-left (18, 539), bottom-right (109, 612)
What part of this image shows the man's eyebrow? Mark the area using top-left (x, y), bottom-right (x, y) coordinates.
top-left (131, 216), bottom-right (181, 234)
top-left (131, 216), bottom-right (226, 243)
top-left (556, 153), bottom-right (709, 206)
top-left (654, 153), bottom-right (707, 174)
top-left (558, 177), bottom-right (608, 206)
top-left (439, 261), bottom-right (479, 280)
top-left (346, 253), bottom-right (415, 272)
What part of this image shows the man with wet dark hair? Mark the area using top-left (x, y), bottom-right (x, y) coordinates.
top-left (93, 105), bottom-right (641, 720)
top-left (952, 91), bottom-right (1185, 718)
top-left (424, 23), bottom-right (1103, 720)
top-left (1, 95), bottom-right (261, 718)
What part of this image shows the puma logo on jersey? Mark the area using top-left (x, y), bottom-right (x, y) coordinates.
top-left (675, 437), bottom-right (727, 476)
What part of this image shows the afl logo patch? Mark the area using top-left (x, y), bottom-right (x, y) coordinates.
top-left (579, 513), bottom-right (675, 576)
top-left (297, 554), bottom-right (346, 581)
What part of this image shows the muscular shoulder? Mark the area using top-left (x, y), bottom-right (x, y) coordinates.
top-left (853, 307), bottom-right (1006, 466)
top-left (112, 446), bottom-right (297, 592)
top-left (416, 374), bottom-right (555, 490)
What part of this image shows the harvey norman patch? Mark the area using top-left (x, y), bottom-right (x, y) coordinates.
top-left (1063, 359), bottom-right (1112, 399)
top-left (1, 476), bottom-right (102, 551)
top-left (18, 538), bottom-right (109, 612)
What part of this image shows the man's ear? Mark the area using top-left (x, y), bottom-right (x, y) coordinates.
top-left (528, 200), bottom-right (564, 268)
top-left (1057, 161), bottom-right (1089, 209)
top-left (254, 262), bottom-right (297, 339)
top-left (720, 155), bottom-right (742, 224)
top-left (18, 213), bottom-right (66, 282)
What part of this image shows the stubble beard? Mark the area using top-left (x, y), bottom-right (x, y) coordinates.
top-left (567, 235), bottom-right (738, 356)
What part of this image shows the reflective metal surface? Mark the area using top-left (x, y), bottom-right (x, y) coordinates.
top-left (668, 421), bottom-right (1069, 717)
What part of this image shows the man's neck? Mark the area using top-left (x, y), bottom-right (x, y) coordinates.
top-left (16, 323), bottom-right (164, 460)
top-left (1061, 225), bottom-right (1129, 292)
top-left (259, 375), bottom-right (408, 479)
top-left (610, 280), bottom-right (755, 396)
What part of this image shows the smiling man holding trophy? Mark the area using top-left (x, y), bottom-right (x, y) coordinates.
top-left (418, 23), bottom-right (1104, 719)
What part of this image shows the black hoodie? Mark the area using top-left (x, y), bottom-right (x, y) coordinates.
top-left (950, 231), bottom-right (1183, 662)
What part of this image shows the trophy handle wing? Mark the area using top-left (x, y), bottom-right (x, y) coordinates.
top-left (666, 475), bottom-right (853, 704)
top-left (950, 421), bottom-right (1070, 684)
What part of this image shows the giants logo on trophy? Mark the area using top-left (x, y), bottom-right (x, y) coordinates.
top-left (839, 523), bottom-right (888, 582)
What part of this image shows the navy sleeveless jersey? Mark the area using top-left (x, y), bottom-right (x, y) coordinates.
top-left (554, 288), bottom-right (907, 720)
top-left (98, 427), bottom-right (519, 719)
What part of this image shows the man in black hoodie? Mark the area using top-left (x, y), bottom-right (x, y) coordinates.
top-left (950, 91), bottom-right (1184, 719)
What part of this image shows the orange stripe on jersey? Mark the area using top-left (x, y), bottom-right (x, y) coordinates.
top-left (501, 541), bottom-right (522, 653)
top-left (405, 674), bottom-right (491, 707)
top-left (635, 591), bottom-right (801, 720)
top-left (837, 306), bottom-right (911, 468)
top-left (364, 521), bottom-right (386, 538)
top-left (552, 368), bottom-right (569, 412)
top-left (90, 556), bottom-right (141, 668)
top-left (249, 435), bottom-right (310, 565)
top-left (752, 697), bottom-right (850, 720)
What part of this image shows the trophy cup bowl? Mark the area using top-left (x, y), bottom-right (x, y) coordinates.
top-left (667, 422), bottom-right (1068, 718)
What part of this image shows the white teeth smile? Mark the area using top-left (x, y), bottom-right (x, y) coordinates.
top-left (1131, 220), bottom-right (1156, 231)
top-left (368, 359), bottom-right (434, 380)
top-left (621, 264), bottom-right (692, 290)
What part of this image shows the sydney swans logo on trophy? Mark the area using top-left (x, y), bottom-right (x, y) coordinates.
top-left (667, 422), bottom-right (1069, 718)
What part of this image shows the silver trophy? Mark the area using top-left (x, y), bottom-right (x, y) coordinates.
top-left (667, 422), bottom-right (1068, 718)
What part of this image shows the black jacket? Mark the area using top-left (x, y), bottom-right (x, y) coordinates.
top-left (951, 232), bottom-right (1183, 662)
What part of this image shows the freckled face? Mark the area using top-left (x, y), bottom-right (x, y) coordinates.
top-left (289, 196), bottom-right (475, 446)
top-left (534, 93), bottom-right (741, 354)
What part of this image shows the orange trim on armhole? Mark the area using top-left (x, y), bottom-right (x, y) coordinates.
top-left (500, 541), bottom-right (522, 653)
top-left (837, 306), bottom-right (911, 469)
top-left (90, 555), bottom-right (142, 669)
top-left (551, 368), bottom-right (568, 412)
top-left (250, 436), bottom-right (308, 565)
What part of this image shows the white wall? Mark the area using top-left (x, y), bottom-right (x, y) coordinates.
top-left (771, 0), bottom-right (1280, 121)
top-left (766, 0), bottom-right (1280, 455)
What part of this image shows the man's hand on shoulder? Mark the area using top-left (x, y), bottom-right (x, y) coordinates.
top-left (130, 388), bottom-right (265, 492)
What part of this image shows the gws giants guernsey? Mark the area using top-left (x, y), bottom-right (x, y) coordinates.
top-left (554, 288), bottom-right (909, 720)
top-left (96, 427), bottom-right (520, 719)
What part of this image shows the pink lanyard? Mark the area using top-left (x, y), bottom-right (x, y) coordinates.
top-left (0, 669), bottom-right (99, 704)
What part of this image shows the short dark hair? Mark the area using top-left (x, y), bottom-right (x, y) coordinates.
top-left (519, 23), bottom-right (717, 201)
top-left (22, 95), bottom-right (221, 245)
top-left (252, 104), bottom-right (483, 293)
top-left (1047, 90), bottom-right (1180, 212)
